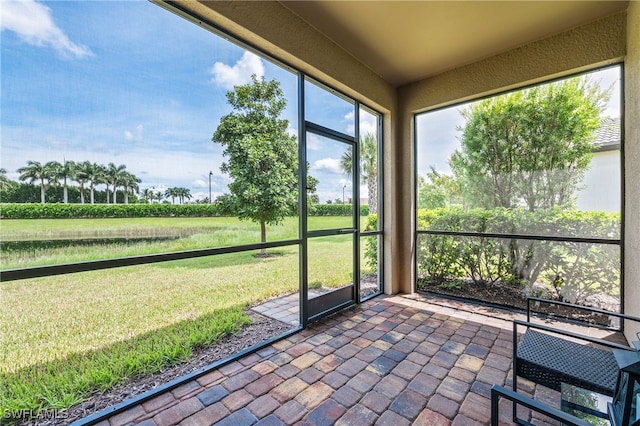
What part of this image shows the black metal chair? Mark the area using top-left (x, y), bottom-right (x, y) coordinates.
top-left (491, 385), bottom-right (592, 426)
top-left (510, 297), bottom-right (640, 424)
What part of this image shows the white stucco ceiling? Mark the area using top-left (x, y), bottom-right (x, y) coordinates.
top-left (280, 1), bottom-right (628, 86)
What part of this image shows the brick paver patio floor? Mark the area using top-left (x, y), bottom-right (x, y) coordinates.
top-left (90, 294), bottom-right (605, 426)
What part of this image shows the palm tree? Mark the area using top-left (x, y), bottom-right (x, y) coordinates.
top-left (74, 161), bottom-right (91, 204)
top-left (141, 188), bottom-right (154, 203)
top-left (120, 172), bottom-right (141, 204)
top-left (0, 168), bottom-right (10, 191)
top-left (84, 163), bottom-right (106, 204)
top-left (177, 187), bottom-right (192, 204)
top-left (340, 133), bottom-right (378, 214)
top-left (17, 160), bottom-right (54, 204)
top-left (75, 161), bottom-right (103, 204)
top-left (95, 163), bottom-right (108, 203)
top-left (164, 187), bottom-right (179, 204)
top-left (105, 163), bottom-right (127, 204)
top-left (50, 159), bottom-right (76, 204)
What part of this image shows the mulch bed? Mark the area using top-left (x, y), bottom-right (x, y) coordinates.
top-left (418, 278), bottom-right (616, 327)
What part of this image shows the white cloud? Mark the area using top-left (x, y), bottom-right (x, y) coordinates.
top-left (311, 158), bottom-right (343, 174)
top-left (287, 126), bottom-right (298, 138)
top-left (124, 124), bottom-right (144, 142)
top-left (210, 51), bottom-right (264, 90)
top-left (306, 133), bottom-right (322, 151)
top-left (0, 0), bottom-right (93, 58)
top-left (359, 112), bottom-right (378, 137)
top-left (345, 110), bottom-right (378, 137)
top-left (192, 179), bottom-right (207, 189)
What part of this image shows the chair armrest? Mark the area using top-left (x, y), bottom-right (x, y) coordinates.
top-left (513, 319), bottom-right (633, 352)
top-left (490, 385), bottom-right (592, 426)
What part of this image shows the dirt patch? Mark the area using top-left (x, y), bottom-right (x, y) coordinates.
top-left (17, 311), bottom-right (293, 426)
top-left (418, 278), bottom-right (532, 310)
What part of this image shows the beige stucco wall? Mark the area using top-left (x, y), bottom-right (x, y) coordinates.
top-left (625, 1), bottom-right (639, 343)
top-left (396, 12), bottom-right (627, 294)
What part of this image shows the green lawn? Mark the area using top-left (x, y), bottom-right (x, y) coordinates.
top-left (0, 216), bottom-right (361, 269)
top-left (0, 216), bottom-right (356, 419)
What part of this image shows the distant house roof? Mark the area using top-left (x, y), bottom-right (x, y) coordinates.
top-left (593, 118), bottom-right (620, 152)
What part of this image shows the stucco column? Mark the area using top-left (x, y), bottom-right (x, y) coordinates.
top-left (625, 1), bottom-right (640, 342)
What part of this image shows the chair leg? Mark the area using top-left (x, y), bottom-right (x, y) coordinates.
top-left (513, 373), bottom-right (518, 423)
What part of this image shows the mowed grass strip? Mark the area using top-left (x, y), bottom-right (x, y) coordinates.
top-left (0, 216), bottom-right (298, 269)
top-left (0, 248), bottom-right (304, 417)
top-left (0, 216), bottom-right (355, 269)
top-left (0, 217), bottom-right (354, 418)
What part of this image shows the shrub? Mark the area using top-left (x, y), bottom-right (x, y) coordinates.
top-left (0, 203), bottom-right (223, 219)
top-left (308, 204), bottom-right (369, 216)
top-left (417, 207), bottom-right (620, 301)
top-left (1, 203), bottom-right (371, 219)
top-left (363, 214), bottom-right (378, 269)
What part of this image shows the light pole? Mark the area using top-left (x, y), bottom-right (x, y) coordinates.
top-left (342, 184), bottom-right (346, 204)
top-left (208, 171), bottom-right (212, 204)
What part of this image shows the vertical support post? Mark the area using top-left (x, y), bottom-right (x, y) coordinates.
top-left (491, 387), bottom-right (499, 426)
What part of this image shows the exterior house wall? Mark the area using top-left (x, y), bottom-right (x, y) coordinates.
top-left (577, 149), bottom-right (621, 212)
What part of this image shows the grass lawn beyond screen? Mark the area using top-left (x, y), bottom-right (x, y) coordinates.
top-left (0, 216), bottom-right (353, 419)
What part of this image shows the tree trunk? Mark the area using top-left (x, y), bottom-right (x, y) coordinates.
top-left (368, 172), bottom-right (377, 214)
top-left (40, 181), bottom-right (46, 204)
top-left (260, 220), bottom-right (267, 256)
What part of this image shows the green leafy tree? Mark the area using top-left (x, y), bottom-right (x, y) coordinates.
top-left (0, 168), bottom-right (9, 190)
top-left (418, 167), bottom-right (462, 210)
top-left (306, 173), bottom-right (319, 205)
top-left (0, 168), bottom-right (17, 202)
top-left (17, 160), bottom-right (55, 204)
top-left (451, 76), bottom-right (609, 211)
top-left (212, 75), bottom-right (297, 255)
top-left (449, 76), bottom-right (609, 285)
top-left (417, 175), bottom-right (445, 209)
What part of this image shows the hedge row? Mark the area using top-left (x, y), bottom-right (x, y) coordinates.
top-left (308, 204), bottom-right (369, 216)
top-left (416, 207), bottom-right (621, 304)
top-left (0, 203), bottom-right (370, 219)
top-left (0, 203), bottom-right (224, 219)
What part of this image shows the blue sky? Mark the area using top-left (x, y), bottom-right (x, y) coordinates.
top-left (1, 0), bottom-right (376, 203)
top-left (1, 1), bottom-right (617, 205)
